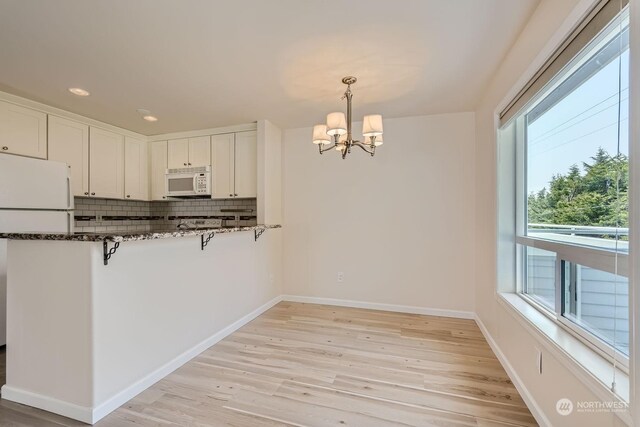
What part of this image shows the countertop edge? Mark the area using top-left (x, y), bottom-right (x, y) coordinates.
top-left (0, 224), bottom-right (282, 242)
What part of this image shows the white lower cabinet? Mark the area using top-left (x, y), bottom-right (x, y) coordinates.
top-left (124, 137), bottom-right (148, 200)
top-left (150, 140), bottom-right (168, 201)
top-left (48, 116), bottom-right (89, 197)
top-left (89, 127), bottom-right (124, 199)
top-left (0, 100), bottom-right (47, 159)
top-left (211, 131), bottom-right (256, 199)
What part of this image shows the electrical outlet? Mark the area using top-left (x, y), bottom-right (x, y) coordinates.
top-left (337, 272), bottom-right (345, 283)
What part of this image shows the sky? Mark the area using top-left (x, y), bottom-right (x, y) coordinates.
top-left (527, 48), bottom-right (629, 194)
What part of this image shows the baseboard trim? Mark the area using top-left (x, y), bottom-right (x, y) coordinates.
top-left (2, 295), bottom-right (283, 425)
top-left (91, 294), bottom-right (282, 423)
top-left (474, 314), bottom-right (551, 427)
top-left (281, 295), bottom-right (474, 320)
top-left (1, 385), bottom-right (93, 424)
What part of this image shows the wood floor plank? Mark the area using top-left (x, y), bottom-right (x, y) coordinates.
top-left (0, 302), bottom-right (537, 426)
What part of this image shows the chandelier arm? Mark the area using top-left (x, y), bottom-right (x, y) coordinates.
top-left (351, 142), bottom-right (375, 155)
top-left (318, 143), bottom-right (337, 154)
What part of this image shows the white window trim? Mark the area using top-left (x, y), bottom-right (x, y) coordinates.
top-left (493, 0), bottom-right (639, 422)
top-left (498, 292), bottom-right (631, 424)
top-left (519, 289), bottom-right (629, 372)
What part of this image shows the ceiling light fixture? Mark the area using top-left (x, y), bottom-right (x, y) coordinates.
top-left (312, 76), bottom-right (383, 159)
top-left (68, 87), bottom-right (90, 97)
top-left (136, 109), bottom-right (158, 122)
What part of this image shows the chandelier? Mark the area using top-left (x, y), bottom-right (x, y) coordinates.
top-left (312, 76), bottom-right (384, 159)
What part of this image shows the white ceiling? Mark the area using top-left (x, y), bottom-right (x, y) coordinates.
top-left (0, 0), bottom-right (539, 135)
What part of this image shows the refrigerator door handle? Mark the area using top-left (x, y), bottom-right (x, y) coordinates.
top-left (67, 212), bottom-right (72, 233)
top-left (66, 177), bottom-right (71, 209)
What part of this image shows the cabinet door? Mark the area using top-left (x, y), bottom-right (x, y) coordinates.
top-left (89, 127), bottom-right (124, 199)
top-left (167, 138), bottom-right (189, 169)
top-left (0, 101), bottom-right (47, 159)
top-left (234, 131), bottom-right (257, 198)
top-left (150, 140), bottom-right (168, 201)
top-left (188, 136), bottom-right (211, 167)
top-left (211, 133), bottom-right (234, 199)
top-left (124, 137), bottom-right (148, 201)
top-left (48, 116), bottom-right (89, 197)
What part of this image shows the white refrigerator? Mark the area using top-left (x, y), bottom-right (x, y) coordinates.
top-left (0, 155), bottom-right (74, 345)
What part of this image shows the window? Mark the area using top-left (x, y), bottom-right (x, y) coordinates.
top-left (504, 2), bottom-right (630, 362)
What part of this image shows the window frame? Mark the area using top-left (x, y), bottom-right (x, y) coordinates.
top-left (504, 31), bottom-right (629, 373)
top-left (511, 9), bottom-right (631, 369)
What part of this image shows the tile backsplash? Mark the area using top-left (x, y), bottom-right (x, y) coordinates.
top-left (74, 197), bottom-right (257, 233)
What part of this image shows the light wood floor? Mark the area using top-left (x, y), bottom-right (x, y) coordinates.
top-left (0, 302), bottom-right (537, 426)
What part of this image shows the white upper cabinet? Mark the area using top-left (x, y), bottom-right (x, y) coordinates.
top-left (168, 136), bottom-right (211, 169)
top-left (234, 131), bottom-right (257, 198)
top-left (47, 116), bottom-right (89, 197)
top-left (167, 138), bottom-right (189, 169)
top-left (124, 136), bottom-right (148, 201)
top-left (211, 133), bottom-right (234, 199)
top-left (211, 131), bottom-right (256, 199)
top-left (150, 140), bottom-right (168, 201)
top-left (89, 127), bottom-right (124, 199)
top-left (0, 100), bottom-right (47, 159)
top-left (188, 136), bottom-right (211, 167)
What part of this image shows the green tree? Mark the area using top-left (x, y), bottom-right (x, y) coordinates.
top-left (527, 147), bottom-right (628, 230)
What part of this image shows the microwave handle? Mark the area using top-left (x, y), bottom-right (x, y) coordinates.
top-left (193, 174), bottom-right (198, 192)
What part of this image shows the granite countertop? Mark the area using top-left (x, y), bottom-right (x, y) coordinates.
top-left (0, 224), bottom-right (281, 243)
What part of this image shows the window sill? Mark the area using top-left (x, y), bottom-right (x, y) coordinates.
top-left (496, 292), bottom-right (630, 424)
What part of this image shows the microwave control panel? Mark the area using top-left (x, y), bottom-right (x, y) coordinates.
top-left (195, 174), bottom-right (209, 193)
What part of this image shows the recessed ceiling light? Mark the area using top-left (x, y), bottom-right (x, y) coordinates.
top-left (68, 87), bottom-right (90, 97)
top-left (143, 115), bottom-right (158, 122)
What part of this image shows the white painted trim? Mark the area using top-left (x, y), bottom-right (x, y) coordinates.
top-left (0, 91), bottom-right (147, 140)
top-left (474, 314), bottom-right (552, 427)
top-left (281, 295), bottom-right (474, 320)
top-left (90, 294), bottom-right (282, 423)
top-left (496, 293), bottom-right (632, 425)
top-left (147, 123), bottom-right (258, 142)
top-left (1, 385), bottom-right (94, 424)
top-left (2, 295), bottom-right (282, 424)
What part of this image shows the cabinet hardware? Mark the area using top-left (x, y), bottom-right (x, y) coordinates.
top-left (103, 240), bottom-right (120, 265)
top-left (162, 196), bottom-right (166, 199)
top-left (188, 163), bottom-right (192, 166)
top-left (234, 193), bottom-right (238, 197)
top-left (91, 192), bottom-right (95, 196)
top-left (229, 193), bottom-right (233, 197)
top-left (183, 163), bottom-right (187, 166)
top-left (1, 146), bottom-right (7, 150)
top-left (126, 195), bottom-right (130, 198)
top-left (84, 192), bottom-right (89, 195)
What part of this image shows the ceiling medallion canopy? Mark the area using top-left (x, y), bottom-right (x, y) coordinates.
top-left (312, 76), bottom-right (383, 159)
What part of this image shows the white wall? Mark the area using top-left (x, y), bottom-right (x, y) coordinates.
top-left (474, 0), bottom-right (629, 425)
top-left (282, 113), bottom-right (475, 315)
top-left (3, 232), bottom-right (282, 423)
top-left (257, 119), bottom-right (283, 225)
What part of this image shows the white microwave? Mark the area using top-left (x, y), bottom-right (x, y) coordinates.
top-left (165, 166), bottom-right (211, 198)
